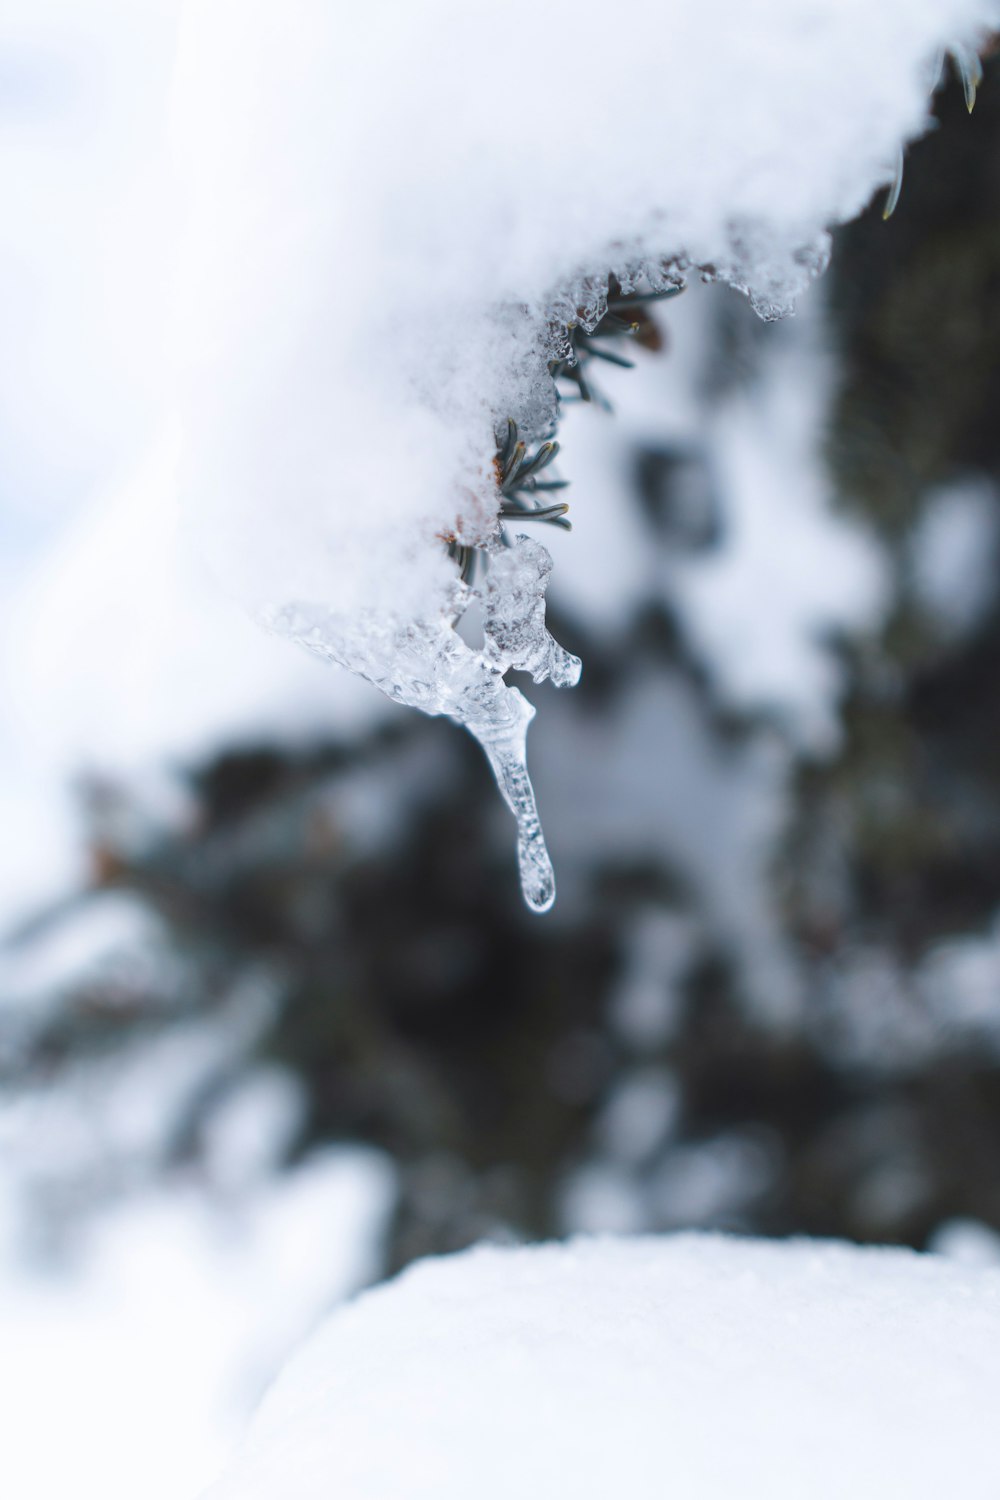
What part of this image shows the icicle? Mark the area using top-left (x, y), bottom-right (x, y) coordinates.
top-left (951, 43), bottom-right (983, 113)
top-left (464, 688), bottom-right (556, 914)
top-left (458, 535), bottom-right (580, 911)
top-left (882, 146), bottom-right (905, 220)
top-left (263, 534), bottom-right (580, 914)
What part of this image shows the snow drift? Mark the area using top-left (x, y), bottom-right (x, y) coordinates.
top-left (206, 1233), bottom-right (1000, 1500)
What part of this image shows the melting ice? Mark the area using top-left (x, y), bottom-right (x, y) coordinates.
top-left (264, 534), bottom-right (580, 914)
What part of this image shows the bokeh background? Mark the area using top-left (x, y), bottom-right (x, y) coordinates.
top-left (3, 9), bottom-right (1000, 1497)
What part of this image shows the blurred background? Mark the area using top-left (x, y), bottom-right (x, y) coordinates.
top-left (3, 8), bottom-right (1000, 1498)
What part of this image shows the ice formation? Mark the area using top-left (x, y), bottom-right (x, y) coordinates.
top-left (169, 0), bottom-right (1000, 910)
top-left (266, 533), bottom-right (580, 911)
top-left (206, 1234), bottom-right (1000, 1500)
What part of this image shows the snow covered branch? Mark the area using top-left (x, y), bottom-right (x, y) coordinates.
top-left (169, 0), bottom-right (1000, 908)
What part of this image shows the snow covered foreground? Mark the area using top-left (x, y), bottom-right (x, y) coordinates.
top-left (207, 1235), bottom-right (1000, 1499)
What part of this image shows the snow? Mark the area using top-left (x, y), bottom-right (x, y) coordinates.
top-left (804, 913), bottom-right (1000, 1077)
top-left (0, 2), bottom-right (388, 931)
top-left (608, 909), bottom-right (695, 1050)
top-left (207, 1233), bottom-right (1000, 1500)
top-left (930, 1216), bottom-right (1000, 1267)
top-left (0, 1147), bottom-right (394, 1500)
top-left (0, 431), bottom-right (393, 933)
top-left (531, 668), bottom-right (800, 1019)
top-left (4, 13), bottom-right (1000, 1495)
top-left (670, 306), bottom-right (887, 748)
top-left (546, 287), bottom-right (888, 749)
top-left (595, 1067), bottom-right (682, 1165)
top-left (0, 889), bottom-right (181, 1042)
top-left (3, 442), bottom-right (387, 778)
top-left (561, 1128), bottom-right (781, 1238)
top-left (169, 0), bottom-right (996, 908)
top-left (0, 0), bottom-right (178, 522)
top-left (911, 477), bottom-right (1000, 639)
top-left (2, 1), bottom-right (996, 916)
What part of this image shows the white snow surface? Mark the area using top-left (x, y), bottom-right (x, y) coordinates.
top-left (208, 1233), bottom-right (1000, 1500)
top-left (0, 1146), bottom-right (395, 1500)
top-left (169, 0), bottom-right (998, 907)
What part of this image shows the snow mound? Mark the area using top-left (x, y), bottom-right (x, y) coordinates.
top-left (170, 0), bottom-right (1000, 908)
top-left (207, 1233), bottom-right (1000, 1500)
